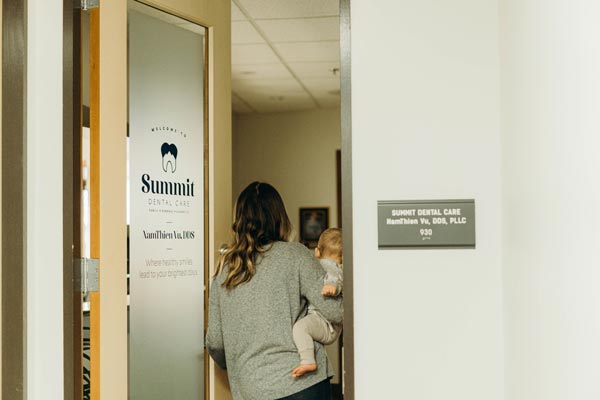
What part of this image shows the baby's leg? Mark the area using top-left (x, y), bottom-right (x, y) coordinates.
top-left (292, 313), bottom-right (332, 377)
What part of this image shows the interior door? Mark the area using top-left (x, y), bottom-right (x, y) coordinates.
top-left (74, 1), bottom-right (211, 398)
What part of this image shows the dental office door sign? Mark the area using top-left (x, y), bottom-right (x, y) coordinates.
top-left (130, 123), bottom-right (204, 400)
top-left (129, 8), bottom-right (205, 400)
top-left (378, 199), bottom-right (476, 248)
top-left (133, 125), bottom-right (201, 279)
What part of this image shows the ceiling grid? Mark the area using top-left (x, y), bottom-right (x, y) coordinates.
top-left (231, 0), bottom-right (341, 113)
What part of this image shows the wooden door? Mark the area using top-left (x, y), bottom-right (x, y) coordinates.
top-left (87, 2), bottom-right (128, 399)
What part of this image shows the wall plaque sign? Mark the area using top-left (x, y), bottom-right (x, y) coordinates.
top-left (378, 200), bottom-right (476, 248)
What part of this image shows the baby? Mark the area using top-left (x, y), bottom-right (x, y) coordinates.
top-left (292, 228), bottom-right (343, 378)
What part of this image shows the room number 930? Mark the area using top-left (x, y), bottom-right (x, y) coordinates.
top-left (419, 229), bottom-right (433, 236)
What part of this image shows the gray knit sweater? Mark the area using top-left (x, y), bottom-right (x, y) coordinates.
top-left (206, 241), bottom-right (344, 400)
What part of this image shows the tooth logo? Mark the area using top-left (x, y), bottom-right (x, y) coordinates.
top-left (161, 143), bottom-right (178, 173)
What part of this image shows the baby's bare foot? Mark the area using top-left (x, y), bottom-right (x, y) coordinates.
top-left (292, 363), bottom-right (317, 378)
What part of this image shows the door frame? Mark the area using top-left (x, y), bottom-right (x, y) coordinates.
top-left (63, 1), bottom-right (83, 400)
top-left (1, 0), bottom-right (27, 397)
top-left (340, 0), bottom-right (354, 398)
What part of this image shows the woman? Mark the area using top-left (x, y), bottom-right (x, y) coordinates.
top-left (206, 182), bottom-right (343, 400)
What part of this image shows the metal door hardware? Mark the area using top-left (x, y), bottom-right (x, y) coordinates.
top-left (81, 0), bottom-right (99, 10)
top-left (75, 258), bottom-right (99, 295)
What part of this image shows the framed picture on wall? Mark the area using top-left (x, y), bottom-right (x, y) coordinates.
top-left (299, 207), bottom-right (329, 248)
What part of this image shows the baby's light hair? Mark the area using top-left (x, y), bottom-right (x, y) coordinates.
top-left (317, 228), bottom-right (342, 261)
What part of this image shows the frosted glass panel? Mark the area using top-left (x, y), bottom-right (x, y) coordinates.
top-left (128, 4), bottom-right (206, 399)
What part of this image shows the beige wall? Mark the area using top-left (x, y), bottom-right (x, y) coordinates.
top-left (233, 108), bottom-right (341, 233)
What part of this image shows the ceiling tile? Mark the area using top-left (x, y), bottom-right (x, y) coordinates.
top-left (231, 1), bottom-right (342, 113)
top-left (256, 17), bottom-right (339, 43)
top-left (255, 102), bottom-right (316, 113)
top-left (232, 63), bottom-right (293, 80)
top-left (302, 77), bottom-right (341, 108)
top-left (232, 44), bottom-right (280, 64)
top-left (251, 94), bottom-right (316, 113)
top-left (302, 77), bottom-right (340, 92)
top-left (232, 21), bottom-right (265, 44)
top-left (232, 105), bottom-right (254, 114)
top-left (233, 84), bottom-right (315, 113)
top-left (288, 62), bottom-right (340, 79)
top-left (231, 2), bottom-right (247, 21)
top-left (274, 41), bottom-right (340, 63)
top-left (232, 93), bottom-right (255, 113)
top-left (233, 78), bottom-right (318, 112)
top-left (233, 78), bottom-right (306, 97)
top-left (236, 0), bottom-right (338, 19)
top-left (315, 95), bottom-right (341, 108)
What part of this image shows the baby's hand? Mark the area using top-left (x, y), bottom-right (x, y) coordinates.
top-left (322, 285), bottom-right (337, 296)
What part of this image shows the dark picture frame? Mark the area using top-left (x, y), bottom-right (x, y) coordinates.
top-left (299, 207), bottom-right (329, 248)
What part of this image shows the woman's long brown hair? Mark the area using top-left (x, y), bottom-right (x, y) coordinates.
top-left (216, 182), bottom-right (292, 289)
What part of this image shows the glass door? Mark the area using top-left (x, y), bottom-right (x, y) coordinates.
top-left (127, 1), bottom-right (208, 398)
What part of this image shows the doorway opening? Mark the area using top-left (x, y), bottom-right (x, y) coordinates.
top-left (229, 0), bottom-right (352, 398)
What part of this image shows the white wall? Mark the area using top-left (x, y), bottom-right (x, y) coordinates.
top-left (26, 0), bottom-right (64, 397)
top-left (501, 1), bottom-right (600, 399)
top-left (350, 1), bottom-right (504, 399)
top-left (233, 108), bottom-right (341, 232)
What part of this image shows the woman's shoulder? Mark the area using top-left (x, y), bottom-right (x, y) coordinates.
top-left (267, 241), bottom-right (316, 266)
top-left (270, 241), bottom-right (312, 256)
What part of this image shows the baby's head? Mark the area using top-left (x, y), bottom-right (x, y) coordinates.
top-left (315, 228), bottom-right (342, 264)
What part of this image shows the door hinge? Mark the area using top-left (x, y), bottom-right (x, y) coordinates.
top-left (81, 0), bottom-right (99, 11)
top-left (75, 258), bottom-right (99, 295)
